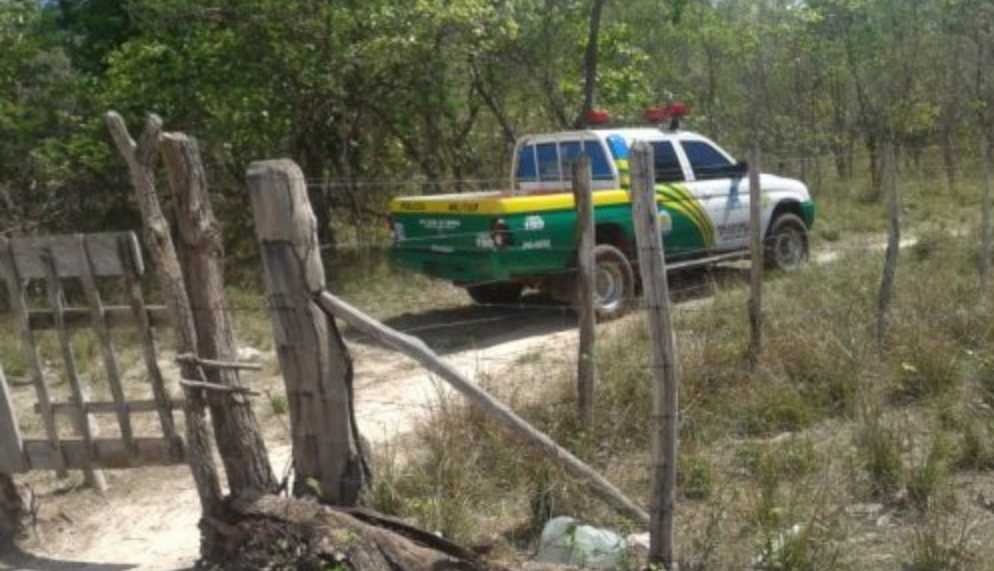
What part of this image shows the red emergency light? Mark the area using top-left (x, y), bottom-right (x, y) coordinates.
top-left (644, 102), bottom-right (691, 128)
top-left (585, 109), bottom-right (612, 125)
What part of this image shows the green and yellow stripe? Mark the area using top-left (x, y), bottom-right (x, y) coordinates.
top-left (655, 184), bottom-right (715, 248)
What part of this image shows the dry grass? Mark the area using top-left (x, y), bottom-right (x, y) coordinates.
top-left (364, 219), bottom-right (994, 569)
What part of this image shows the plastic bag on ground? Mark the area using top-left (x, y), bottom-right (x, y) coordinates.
top-left (534, 516), bottom-right (625, 570)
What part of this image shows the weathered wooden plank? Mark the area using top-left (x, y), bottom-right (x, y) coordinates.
top-left (36, 399), bottom-right (186, 417)
top-left (9, 233), bottom-right (142, 279)
top-left (28, 306), bottom-right (171, 331)
top-left (24, 437), bottom-right (184, 470)
top-left (315, 290), bottom-right (650, 525)
top-left (572, 154), bottom-right (596, 429)
top-left (249, 159), bottom-right (366, 504)
top-left (631, 141), bottom-right (680, 568)
top-left (41, 249), bottom-right (107, 492)
top-left (78, 235), bottom-right (136, 456)
top-left (0, 238), bottom-right (66, 476)
top-left (175, 353), bottom-right (263, 372)
top-left (117, 235), bottom-right (183, 461)
top-left (0, 362), bottom-right (26, 473)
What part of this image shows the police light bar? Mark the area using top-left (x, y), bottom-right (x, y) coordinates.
top-left (585, 109), bottom-right (612, 125)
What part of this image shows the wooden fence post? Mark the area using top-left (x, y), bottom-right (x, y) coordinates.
top-left (160, 132), bottom-right (277, 496)
top-left (980, 137), bottom-right (993, 298)
top-left (572, 154), bottom-right (596, 429)
top-left (630, 141), bottom-right (679, 569)
top-left (105, 111), bottom-right (222, 518)
top-left (877, 141), bottom-right (900, 347)
top-left (248, 159), bottom-right (369, 505)
top-left (749, 144), bottom-right (764, 364)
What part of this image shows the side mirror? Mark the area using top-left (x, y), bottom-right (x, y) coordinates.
top-left (730, 161), bottom-right (750, 178)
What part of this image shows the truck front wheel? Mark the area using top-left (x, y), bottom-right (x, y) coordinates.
top-left (466, 282), bottom-right (524, 306)
top-left (765, 213), bottom-right (809, 272)
top-left (591, 244), bottom-right (634, 320)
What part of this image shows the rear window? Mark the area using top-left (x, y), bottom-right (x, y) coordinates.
top-left (515, 145), bottom-right (537, 182)
top-left (537, 143), bottom-right (560, 182)
top-left (682, 141), bottom-right (734, 180)
top-left (584, 141), bottom-right (613, 181)
top-left (651, 142), bottom-right (685, 183)
top-left (560, 141), bottom-right (583, 178)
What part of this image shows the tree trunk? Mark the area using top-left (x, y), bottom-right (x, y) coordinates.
top-left (575, 0), bottom-right (607, 128)
top-left (867, 135), bottom-right (882, 200)
top-left (160, 133), bottom-right (277, 497)
top-left (941, 126), bottom-right (958, 194)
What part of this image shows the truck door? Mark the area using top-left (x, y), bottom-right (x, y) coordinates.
top-left (678, 140), bottom-right (750, 252)
top-left (649, 141), bottom-right (708, 257)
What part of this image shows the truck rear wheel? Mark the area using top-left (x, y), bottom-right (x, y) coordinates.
top-left (466, 282), bottom-right (524, 306)
top-left (591, 244), bottom-right (634, 320)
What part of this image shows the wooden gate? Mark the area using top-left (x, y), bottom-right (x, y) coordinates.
top-left (0, 232), bottom-right (185, 478)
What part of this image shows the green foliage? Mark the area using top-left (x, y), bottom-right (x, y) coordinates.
top-left (856, 411), bottom-right (904, 499)
top-left (907, 432), bottom-right (951, 512)
top-left (907, 515), bottom-right (977, 571)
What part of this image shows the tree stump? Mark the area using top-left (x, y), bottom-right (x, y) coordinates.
top-left (203, 495), bottom-right (494, 571)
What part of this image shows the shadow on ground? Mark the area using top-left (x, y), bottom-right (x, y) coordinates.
top-left (342, 265), bottom-right (750, 356)
top-left (0, 547), bottom-right (144, 571)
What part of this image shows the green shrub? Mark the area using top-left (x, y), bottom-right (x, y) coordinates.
top-left (269, 393), bottom-right (289, 416)
top-left (740, 383), bottom-right (816, 437)
top-left (856, 413), bottom-right (904, 499)
top-left (955, 420), bottom-right (994, 471)
top-left (678, 453), bottom-right (713, 501)
top-left (894, 336), bottom-right (961, 402)
top-left (907, 516), bottom-right (975, 571)
top-left (908, 433), bottom-right (950, 512)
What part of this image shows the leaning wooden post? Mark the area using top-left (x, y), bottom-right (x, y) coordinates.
top-left (748, 144), bottom-right (764, 364)
top-left (0, 363), bottom-right (26, 547)
top-left (630, 141), bottom-right (679, 569)
top-left (160, 132), bottom-right (277, 496)
top-left (980, 137), bottom-right (993, 299)
top-left (572, 154), bottom-right (596, 429)
top-left (248, 159), bottom-right (369, 505)
top-left (877, 141), bottom-right (900, 348)
top-left (105, 111), bottom-right (222, 518)
top-left (314, 290), bottom-right (650, 525)
top-left (0, 360), bottom-right (25, 475)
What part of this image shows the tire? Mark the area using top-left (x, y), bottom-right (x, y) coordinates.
top-left (466, 282), bottom-right (524, 306)
top-left (765, 213), bottom-right (809, 272)
top-left (590, 244), bottom-right (635, 320)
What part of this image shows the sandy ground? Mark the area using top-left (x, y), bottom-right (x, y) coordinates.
top-left (0, 233), bottom-right (905, 570)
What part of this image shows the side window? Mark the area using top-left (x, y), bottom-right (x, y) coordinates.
top-left (537, 142), bottom-right (560, 182)
top-left (515, 144), bottom-right (537, 182)
top-left (560, 141), bottom-right (582, 178)
top-left (583, 141), bottom-right (613, 181)
top-left (651, 141), bottom-right (685, 183)
top-left (682, 141), bottom-right (733, 181)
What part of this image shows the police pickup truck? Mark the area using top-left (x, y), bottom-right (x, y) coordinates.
top-left (388, 116), bottom-right (815, 318)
